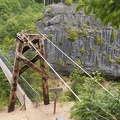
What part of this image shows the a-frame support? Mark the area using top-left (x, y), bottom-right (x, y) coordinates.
top-left (8, 33), bottom-right (49, 112)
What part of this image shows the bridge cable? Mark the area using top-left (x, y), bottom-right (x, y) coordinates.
top-left (42, 34), bottom-right (119, 103)
top-left (0, 53), bottom-right (56, 119)
top-left (21, 33), bottom-right (117, 120)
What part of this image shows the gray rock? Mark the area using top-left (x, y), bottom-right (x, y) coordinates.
top-left (56, 116), bottom-right (64, 120)
top-left (36, 3), bottom-right (120, 80)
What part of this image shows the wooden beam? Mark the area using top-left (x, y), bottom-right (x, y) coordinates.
top-left (38, 39), bottom-right (49, 105)
top-left (8, 41), bottom-right (23, 112)
top-left (24, 33), bottom-right (44, 40)
top-left (17, 53), bottom-right (47, 79)
top-left (19, 55), bottom-right (40, 75)
top-left (22, 39), bottom-right (39, 54)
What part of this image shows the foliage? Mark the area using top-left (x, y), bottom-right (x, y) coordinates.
top-left (65, 0), bottom-right (73, 5)
top-left (80, 47), bottom-right (86, 54)
top-left (71, 95), bottom-right (120, 120)
top-left (0, 69), bottom-right (10, 106)
top-left (0, 0), bottom-right (44, 49)
top-left (0, 0), bottom-right (44, 106)
top-left (108, 55), bottom-right (115, 63)
top-left (103, 51), bottom-right (107, 56)
top-left (95, 34), bottom-right (104, 46)
top-left (88, 46), bottom-right (94, 51)
top-left (67, 28), bottom-right (77, 42)
top-left (69, 68), bottom-right (120, 120)
top-left (83, 28), bottom-right (88, 36)
top-left (110, 28), bottom-right (116, 42)
top-left (76, 59), bottom-right (82, 65)
top-left (75, 0), bottom-right (120, 28)
top-left (68, 68), bottom-right (86, 100)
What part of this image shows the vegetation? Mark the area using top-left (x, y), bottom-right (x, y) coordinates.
top-left (67, 28), bottom-right (77, 42)
top-left (80, 47), bottom-right (86, 54)
top-left (95, 34), bottom-right (104, 46)
top-left (0, 1), bottom-right (120, 119)
top-left (0, 0), bottom-right (44, 51)
top-left (0, 69), bottom-right (10, 107)
top-left (69, 68), bottom-right (120, 120)
top-left (65, 0), bottom-right (73, 5)
top-left (89, 46), bottom-right (94, 51)
top-left (108, 55), bottom-right (115, 63)
top-left (0, 0), bottom-right (44, 106)
top-left (103, 51), bottom-right (107, 56)
top-left (83, 28), bottom-right (88, 37)
top-left (75, 0), bottom-right (120, 28)
top-left (110, 28), bottom-right (116, 43)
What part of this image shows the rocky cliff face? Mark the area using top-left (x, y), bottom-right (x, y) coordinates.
top-left (36, 3), bottom-right (120, 80)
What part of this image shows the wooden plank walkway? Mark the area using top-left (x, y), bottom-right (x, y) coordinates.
top-left (0, 58), bottom-right (32, 105)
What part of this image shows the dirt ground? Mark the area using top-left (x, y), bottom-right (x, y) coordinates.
top-left (0, 102), bottom-right (74, 120)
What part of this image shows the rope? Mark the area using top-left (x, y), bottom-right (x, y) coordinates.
top-left (0, 53), bottom-right (39, 103)
top-left (42, 34), bottom-right (120, 103)
top-left (21, 33), bottom-right (117, 120)
top-left (21, 33), bottom-right (82, 103)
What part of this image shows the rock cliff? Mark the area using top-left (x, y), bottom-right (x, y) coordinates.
top-left (36, 3), bottom-right (120, 80)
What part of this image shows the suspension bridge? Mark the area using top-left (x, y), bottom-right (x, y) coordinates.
top-left (0, 33), bottom-right (119, 119)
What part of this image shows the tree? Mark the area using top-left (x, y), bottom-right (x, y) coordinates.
top-left (75, 0), bottom-right (120, 28)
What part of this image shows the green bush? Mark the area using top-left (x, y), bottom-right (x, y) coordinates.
top-left (80, 47), bottom-right (86, 54)
top-left (0, 0), bottom-right (44, 49)
top-left (71, 96), bottom-right (120, 120)
top-left (110, 28), bottom-right (116, 43)
top-left (103, 51), bottom-right (107, 56)
top-left (95, 34), bottom-right (104, 46)
top-left (69, 68), bottom-right (120, 120)
top-left (64, 0), bottom-right (73, 5)
top-left (89, 46), bottom-right (94, 51)
top-left (0, 69), bottom-right (10, 106)
top-left (108, 55), bottom-right (115, 63)
top-left (67, 28), bottom-right (77, 42)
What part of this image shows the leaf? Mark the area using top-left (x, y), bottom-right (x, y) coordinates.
top-left (74, 4), bottom-right (86, 13)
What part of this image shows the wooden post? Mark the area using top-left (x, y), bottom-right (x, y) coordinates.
top-left (49, 88), bottom-right (63, 114)
top-left (20, 94), bottom-right (26, 110)
top-left (38, 39), bottom-right (49, 105)
top-left (8, 40), bottom-right (23, 112)
top-left (54, 92), bottom-right (57, 114)
top-left (35, 93), bottom-right (40, 108)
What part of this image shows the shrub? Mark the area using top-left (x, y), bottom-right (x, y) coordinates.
top-left (64, 0), bottom-right (73, 5)
top-left (71, 95), bottom-right (120, 120)
top-left (108, 55), bottom-right (115, 63)
top-left (42, 20), bottom-right (46, 25)
top-left (103, 51), bottom-right (107, 56)
top-left (80, 47), bottom-right (86, 54)
top-left (95, 34), bottom-right (104, 46)
top-left (67, 28), bottom-right (77, 42)
top-left (89, 46), bottom-right (94, 51)
top-left (69, 68), bottom-right (120, 120)
top-left (110, 28), bottom-right (116, 43)
top-left (83, 28), bottom-right (88, 37)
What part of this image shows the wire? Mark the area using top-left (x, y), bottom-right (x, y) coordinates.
top-left (42, 33), bottom-right (120, 103)
top-left (21, 32), bottom-right (117, 120)
top-left (21, 33), bottom-right (82, 103)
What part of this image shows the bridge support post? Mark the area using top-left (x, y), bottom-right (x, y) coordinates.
top-left (38, 39), bottom-right (49, 105)
top-left (8, 40), bottom-right (23, 112)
